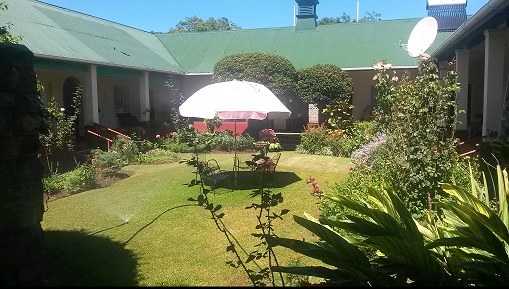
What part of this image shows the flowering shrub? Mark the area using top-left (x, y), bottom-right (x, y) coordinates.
top-left (259, 128), bottom-right (276, 142)
top-left (257, 158), bottom-right (275, 172)
top-left (296, 121), bottom-right (377, 157)
top-left (351, 133), bottom-right (386, 172)
top-left (369, 58), bottom-right (462, 218)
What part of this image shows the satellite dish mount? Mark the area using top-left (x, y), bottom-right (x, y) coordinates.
top-left (400, 17), bottom-right (438, 58)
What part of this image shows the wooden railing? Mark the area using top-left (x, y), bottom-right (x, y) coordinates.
top-left (85, 123), bottom-right (132, 151)
top-left (457, 135), bottom-right (487, 157)
top-left (86, 129), bottom-right (113, 151)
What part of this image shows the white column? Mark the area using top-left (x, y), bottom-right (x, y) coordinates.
top-left (438, 61), bottom-right (449, 80)
top-left (84, 64), bottom-right (99, 125)
top-left (455, 49), bottom-right (470, 131)
top-left (483, 28), bottom-right (507, 138)
top-left (139, 71), bottom-right (150, 122)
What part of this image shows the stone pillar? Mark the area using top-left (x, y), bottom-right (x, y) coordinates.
top-left (455, 49), bottom-right (470, 131)
top-left (0, 43), bottom-right (44, 286)
top-left (84, 64), bottom-right (99, 125)
top-left (139, 71), bottom-right (150, 122)
top-left (483, 28), bottom-right (507, 138)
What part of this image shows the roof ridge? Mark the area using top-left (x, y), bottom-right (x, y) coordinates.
top-left (32, 0), bottom-right (152, 34)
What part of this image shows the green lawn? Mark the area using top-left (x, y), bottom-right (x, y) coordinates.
top-left (40, 151), bottom-right (351, 286)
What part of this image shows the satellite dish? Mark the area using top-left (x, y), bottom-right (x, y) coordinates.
top-left (404, 17), bottom-right (438, 58)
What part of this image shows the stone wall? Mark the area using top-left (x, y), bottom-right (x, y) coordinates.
top-left (0, 43), bottom-right (44, 286)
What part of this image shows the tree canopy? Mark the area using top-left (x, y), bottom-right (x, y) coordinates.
top-left (213, 52), bottom-right (297, 95)
top-left (318, 11), bottom-right (381, 25)
top-left (297, 64), bottom-right (353, 106)
top-left (168, 16), bottom-right (241, 33)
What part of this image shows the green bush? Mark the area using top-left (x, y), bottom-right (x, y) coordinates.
top-left (61, 164), bottom-right (97, 195)
top-left (296, 125), bottom-right (330, 155)
top-left (321, 171), bottom-right (381, 221)
top-left (91, 149), bottom-right (123, 171)
top-left (160, 138), bottom-right (194, 153)
top-left (213, 52), bottom-right (298, 95)
top-left (297, 64), bottom-right (353, 106)
top-left (296, 121), bottom-right (377, 157)
top-left (201, 130), bottom-right (255, 152)
top-left (268, 165), bottom-right (509, 286)
top-left (43, 174), bottom-right (64, 195)
top-left (110, 135), bottom-right (141, 164)
top-left (43, 164), bottom-right (97, 196)
top-left (370, 59), bottom-right (461, 216)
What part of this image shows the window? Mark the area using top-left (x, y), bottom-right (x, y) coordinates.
top-left (114, 86), bottom-right (128, 113)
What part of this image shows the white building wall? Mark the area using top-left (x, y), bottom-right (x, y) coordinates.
top-left (33, 67), bottom-right (86, 106)
top-left (97, 76), bottom-right (140, 128)
top-left (348, 68), bottom-right (418, 120)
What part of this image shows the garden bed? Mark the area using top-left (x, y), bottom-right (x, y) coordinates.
top-left (43, 169), bottom-right (135, 203)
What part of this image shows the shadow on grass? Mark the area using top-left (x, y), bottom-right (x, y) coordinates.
top-left (212, 171), bottom-right (302, 191)
top-left (40, 230), bottom-right (140, 287)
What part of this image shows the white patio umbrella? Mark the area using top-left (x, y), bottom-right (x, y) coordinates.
top-left (179, 80), bottom-right (291, 185)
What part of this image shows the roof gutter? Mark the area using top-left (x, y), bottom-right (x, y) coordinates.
top-left (33, 53), bottom-right (187, 75)
top-left (432, 0), bottom-right (509, 58)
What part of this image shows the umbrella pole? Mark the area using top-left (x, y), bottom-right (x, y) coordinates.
top-left (234, 121), bottom-right (237, 187)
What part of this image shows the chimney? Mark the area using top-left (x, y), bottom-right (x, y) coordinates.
top-left (427, 0), bottom-right (467, 32)
top-left (295, 0), bottom-right (319, 31)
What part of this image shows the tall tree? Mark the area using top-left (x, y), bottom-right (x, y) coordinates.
top-left (318, 11), bottom-right (380, 26)
top-left (360, 10), bottom-right (382, 22)
top-left (168, 16), bottom-right (241, 33)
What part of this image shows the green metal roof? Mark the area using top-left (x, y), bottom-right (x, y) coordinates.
top-left (3, 0), bottom-right (183, 73)
top-left (3, 0), bottom-right (452, 74)
top-left (156, 19), bottom-right (452, 73)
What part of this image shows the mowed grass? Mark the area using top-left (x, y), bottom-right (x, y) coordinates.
top-left (40, 151), bottom-right (351, 286)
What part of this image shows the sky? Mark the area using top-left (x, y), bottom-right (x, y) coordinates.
top-left (37, 0), bottom-right (489, 32)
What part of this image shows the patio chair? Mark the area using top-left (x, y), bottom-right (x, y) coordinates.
top-left (201, 159), bottom-right (231, 192)
top-left (269, 152), bottom-right (281, 172)
top-left (234, 156), bottom-right (256, 172)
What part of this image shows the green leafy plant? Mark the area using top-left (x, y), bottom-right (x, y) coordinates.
top-left (213, 52), bottom-right (298, 95)
top-left (0, 2), bottom-right (22, 44)
top-left (268, 183), bottom-right (456, 286)
top-left (297, 64), bottom-right (353, 107)
top-left (296, 121), bottom-right (377, 157)
top-left (43, 164), bottom-right (97, 196)
top-left (322, 99), bottom-right (355, 130)
top-left (39, 87), bottom-right (82, 175)
top-left (90, 149), bottom-right (123, 172)
top-left (110, 135), bottom-right (141, 165)
top-left (430, 164), bottom-right (509, 286)
top-left (267, 163), bottom-right (509, 286)
top-left (165, 73), bottom-right (190, 131)
top-left (204, 115), bottom-right (222, 133)
top-left (371, 59), bottom-right (461, 217)
top-left (284, 255), bottom-right (309, 287)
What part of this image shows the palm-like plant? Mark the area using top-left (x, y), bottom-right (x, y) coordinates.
top-left (429, 165), bottom-right (509, 286)
top-left (268, 183), bottom-right (457, 286)
top-left (267, 165), bottom-right (509, 286)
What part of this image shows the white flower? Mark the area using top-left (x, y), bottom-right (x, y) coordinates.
top-left (60, 108), bottom-right (65, 112)
top-left (392, 76), bottom-right (399, 81)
